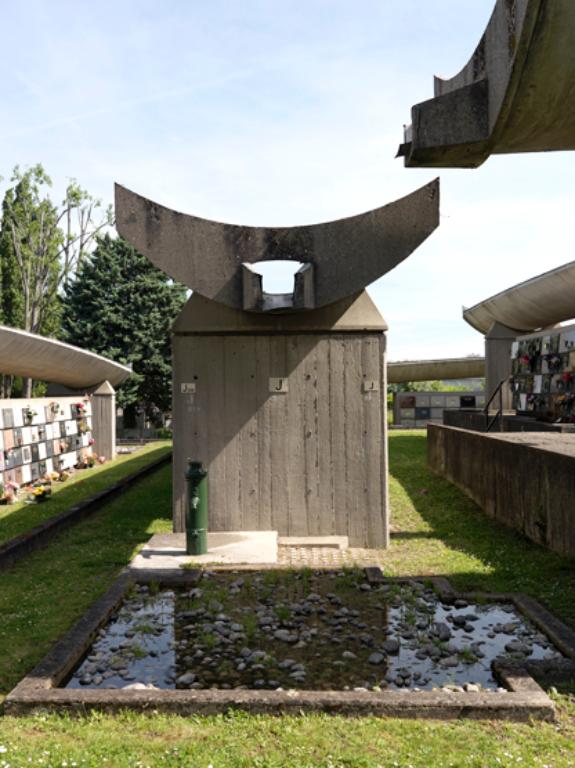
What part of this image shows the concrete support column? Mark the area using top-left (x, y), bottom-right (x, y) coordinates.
top-left (485, 322), bottom-right (516, 410)
top-left (171, 291), bottom-right (389, 548)
top-left (91, 380), bottom-right (116, 460)
top-left (381, 333), bottom-right (390, 548)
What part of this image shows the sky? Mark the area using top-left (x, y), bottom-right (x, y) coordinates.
top-left (1, 0), bottom-right (573, 362)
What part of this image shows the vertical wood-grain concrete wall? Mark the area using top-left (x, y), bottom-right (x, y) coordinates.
top-left (91, 381), bottom-right (116, 460)
top-left (428, 423), bottom-right (575, 558)
top-left (172, 332), bottom-right (388, 547)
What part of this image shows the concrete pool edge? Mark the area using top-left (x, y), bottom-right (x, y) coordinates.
top-left (6, 567), bottom-right (575, 721)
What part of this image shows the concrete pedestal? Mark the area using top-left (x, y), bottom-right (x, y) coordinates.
top-left (172, 290), bottom-right (389, 548)
top-left (130, 531), bottom-right (279, 568)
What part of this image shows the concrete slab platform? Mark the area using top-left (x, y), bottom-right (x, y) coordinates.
top-left (278, 536), bottom-right (348, 550)
top-left (130, 531), bottom-right (278, 568)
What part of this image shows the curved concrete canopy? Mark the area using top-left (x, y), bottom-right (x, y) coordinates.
top-left (399, 0), bottom-right (575, 168)
top-left (115, 180), bottom-right (439, 312)
top-left (0, 324), bottom-right (132, 389)
top-left (463, 260), bottom-right (575, 335)
top-left (388, 357), bottom-right (485, 384)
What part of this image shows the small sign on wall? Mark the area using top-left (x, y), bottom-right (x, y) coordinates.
top-left (269, 377), bottom-right (289, 394)
top-left (181, 383), bottom-right (196, 394)
top-left (362, 380), bottom-right (379, 393)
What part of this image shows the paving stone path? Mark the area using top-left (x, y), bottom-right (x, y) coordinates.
top-left (278, 545), bottom-right (384, 568)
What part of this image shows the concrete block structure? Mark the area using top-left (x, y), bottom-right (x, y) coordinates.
top-left (398, 0), bottom-right (575, 168)
top-left (116, 180), bottom-right (440, 547)
top-left (172, 292), bottom-right (388, 547)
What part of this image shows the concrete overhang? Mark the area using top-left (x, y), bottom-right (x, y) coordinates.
top-left (399, 0), bottom-right (575, 168)
top-left (388, 357), bottom-right (485, 384)
top-left (173, 290), bottom-right (388, 335)
top-left (115, 180), bottom-right (439, 313)
top-left (0, 324), bottom-right (132, 390)
top-left (463, 260), bottom-right (575, 335)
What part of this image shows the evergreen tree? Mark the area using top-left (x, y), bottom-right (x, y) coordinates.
top-left (62, 234), bottom-right (187, 422)
top-left (0, 189), bottom-right (25, 396)
top-left (0, 189), bottom-right (24, 329)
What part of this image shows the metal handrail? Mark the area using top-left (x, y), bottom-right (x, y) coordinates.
top-left (484, 377), bottom-right (509, 433)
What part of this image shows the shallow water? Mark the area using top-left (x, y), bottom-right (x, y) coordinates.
top-left (66, 574), bottom-right (564, 692)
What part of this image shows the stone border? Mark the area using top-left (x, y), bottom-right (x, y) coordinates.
top-left (0, 451), bottom-right (172, 570)
top-left (6, 567), bottom-right (575, 721)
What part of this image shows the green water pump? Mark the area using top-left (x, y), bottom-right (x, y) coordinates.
top-left (185, 459), bottom-right (208, 555)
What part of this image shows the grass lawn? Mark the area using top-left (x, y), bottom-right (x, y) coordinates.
top-left (0, 441), bottom-right (171, 547)
top-left (383, 432), bottom-right (575, 629)
top-left (0, 431), bottom-right (573, 767)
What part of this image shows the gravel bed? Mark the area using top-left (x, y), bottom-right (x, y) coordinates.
top-left (67, 570), bottom-right (564, 693)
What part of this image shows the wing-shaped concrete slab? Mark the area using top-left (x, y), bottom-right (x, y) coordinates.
top-left (0, 324), bottom-right (132, 389)
top-left (463, 260), bottom-right (575, 334)
top-left (115, 180), bottom-right (439, 311)
top-left (399, 0), bottom-right (575, 168)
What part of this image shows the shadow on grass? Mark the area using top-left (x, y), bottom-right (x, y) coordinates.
top-left (0, 443), bottom-right (171, 546)
top-left (390, 531), bottom-right (436, 541)
top-left (388, 432), bottom-right (575, 627)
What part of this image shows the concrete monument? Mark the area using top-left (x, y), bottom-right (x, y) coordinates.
top-left (398, 0), bottom-right (575, 168)
top-left (115, 180), bottom-right (439, 547)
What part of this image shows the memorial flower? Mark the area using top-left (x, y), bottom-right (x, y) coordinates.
top-left (28, 484), bottom-right (51, 503)
top-left (23, 406), bottom-right (37, 424)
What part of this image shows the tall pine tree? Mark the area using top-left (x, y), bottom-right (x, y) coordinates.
top-left (62, 234), bottom-right (187, 423)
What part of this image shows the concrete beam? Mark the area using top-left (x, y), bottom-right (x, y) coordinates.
top-left (399, 1), bottom-right (575, 168)
top-left (387, 357), bottom-right (485, 384)
top-left (115, 180), bottom-right (439, 312)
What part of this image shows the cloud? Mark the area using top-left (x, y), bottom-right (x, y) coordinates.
top-left (1, 0), bottom-right (573, 364)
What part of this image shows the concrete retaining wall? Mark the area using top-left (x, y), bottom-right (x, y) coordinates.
top-left (442, 410), bottom-right (575, 433)
top-left (428, 424), bottom-right (575, 558)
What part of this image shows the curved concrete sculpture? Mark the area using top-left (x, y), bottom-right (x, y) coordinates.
top-left (463, 260), bottom-right (575, 334)
top-left (115, 180), bottom-right (439, 312)
top-left (398, 0), bottom-right (575, 168)
top-left (388, 357), bottom-right (485, 384)
top-left (0, 324), bottom-right (132, 389)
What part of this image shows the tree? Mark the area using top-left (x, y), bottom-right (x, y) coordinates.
top-left (0, 188), bottom-right (24, 397)
top-left (0, 164), bottom-right (113, 396)
top-left (61, 234), bottom-right (187, 423)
